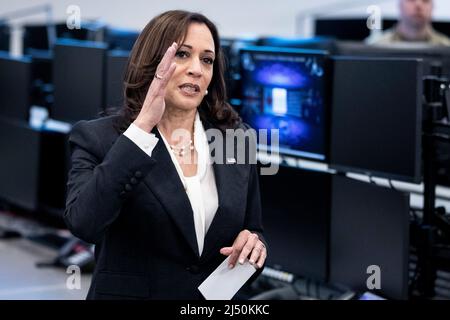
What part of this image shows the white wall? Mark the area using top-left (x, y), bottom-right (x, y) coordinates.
top-left (1, 0), bottom-right (450, 38)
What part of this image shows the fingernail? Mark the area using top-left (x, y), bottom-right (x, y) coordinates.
top-left (249, 259), bottom-right (254, 264)
top-left (239, 259), bottom-right (244, 264)
top-left (228, 264), bottom-right (233, 269)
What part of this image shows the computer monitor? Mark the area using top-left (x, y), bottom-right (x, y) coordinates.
top-left (0, 53), bottom-right (32, 120)
top-left (239, 46), bottom-right (330, 161)
top-left (335, 41), bottom-right (450, 57)
top-left (314, 18), bottom-right (373, 41)
top-left (103, 27), bottom-right (139, 51)
top-left (329, 57), bottom-right (423, 183)
top-left (329, 175), bottom-right (410, 300)
top-left (105, 50), bottom-right (129, 108)
top-left (56, 22), bottom-right (98, 41)
top-left (0, 23), bottom-right (10, 52)
top-left (53, 39), bottom-right (107, 123)
top-left (22, 24), bottom-right (53, 52)
top-left (258, 165), bottom-right (332, 281)
top-left (334, 41), bottom-right (450, 77)
top-left (220, 37), bottom-right (257, 105)
top-left (30, 53), bottom-right (53, 109)
top-left (221, 37), bottom-right (258, 67)
top-left (23, 22), bottom-right (103, 53)
top-left (314, 17), bottom-right (450, 41)
top-left (0, 118), bottom-right (68, 212)
top-left (220, 38), bottom-right (236, 101)
top-left (0, 118), bottom-right (41, 211)
top-left (430, 20), bottom-right (450, 37)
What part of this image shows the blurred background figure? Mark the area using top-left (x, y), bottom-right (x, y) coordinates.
top-left (367, 0), bottom-right (450, 45)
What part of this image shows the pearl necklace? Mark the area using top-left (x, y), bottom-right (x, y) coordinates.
top-left (169, 139), bottom-right (194, 157)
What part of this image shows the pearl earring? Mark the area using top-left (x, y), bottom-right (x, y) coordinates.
top-left (205, 89), bottom-right (208, 95)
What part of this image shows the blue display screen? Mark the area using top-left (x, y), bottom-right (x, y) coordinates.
top-left (239, 47), bottom-right (328, 161)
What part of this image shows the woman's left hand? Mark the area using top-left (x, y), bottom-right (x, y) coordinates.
top-left (220, 230), bottom-right (267, 269)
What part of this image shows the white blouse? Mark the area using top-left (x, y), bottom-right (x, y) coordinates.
top-left (124, 112), bottom-right (219, 255)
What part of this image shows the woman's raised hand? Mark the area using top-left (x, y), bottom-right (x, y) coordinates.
top-left (133, 42), bottom-right (178, 132)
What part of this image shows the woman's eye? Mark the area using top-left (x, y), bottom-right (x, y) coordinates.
top-left (203, 57), bottom-right (214, 65)
top-left (175, 51), bottom-right (189, 58)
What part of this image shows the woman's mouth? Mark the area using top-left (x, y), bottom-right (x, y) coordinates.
top-left (178, 83), bottom-right (200, 97)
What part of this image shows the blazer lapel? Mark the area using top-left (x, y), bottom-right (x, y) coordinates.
top-left (200, 162), bottom-right (233, 261)
top-left (141, 129), bottom-right (200, 257)
top-left (200, 121), bottom-right (249, 261)
top-left (138, 119), bottom-right (248, 261)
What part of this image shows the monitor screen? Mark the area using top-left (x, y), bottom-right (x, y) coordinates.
top-left (0, 118), bottom-right (40, 211)
top-left (0, 24), bottom-right (10, 52)
top-left (104, 27), bottom-right (139, 51)
top-left (259, 165), bottom-right (332, 281)
top-left (330, 57), bottom-right (423, 183)
top-left (0, 53), bottom-right (32, 120)
top-left (53, 39), bottom-right (107, 123)
top-left (314, 18), bottom-right (372, 41)
top-left (239, 46), bottom-right (330, 161)
top-left (329, 175), bottom-right (410, 300)
top-left (23, 22), bottom-right (102, 53)
top-left (23, 24), bottom-right (51, 52)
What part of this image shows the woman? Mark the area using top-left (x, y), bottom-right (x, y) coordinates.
top-left (64, 10), bottom-right (267, 300)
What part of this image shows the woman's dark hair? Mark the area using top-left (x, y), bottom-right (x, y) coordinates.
top-left (111, 10), bottom-right (241, 132)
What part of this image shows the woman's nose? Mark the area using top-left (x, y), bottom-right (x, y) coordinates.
top-left (187, 58), bottom-right (203, 77)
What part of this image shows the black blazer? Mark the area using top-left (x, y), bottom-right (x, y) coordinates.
top-left (64, 114), bottom-right (266, 300)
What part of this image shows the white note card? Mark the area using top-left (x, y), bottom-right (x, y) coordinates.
top-left (198, 256), bottom-right (257, 300)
